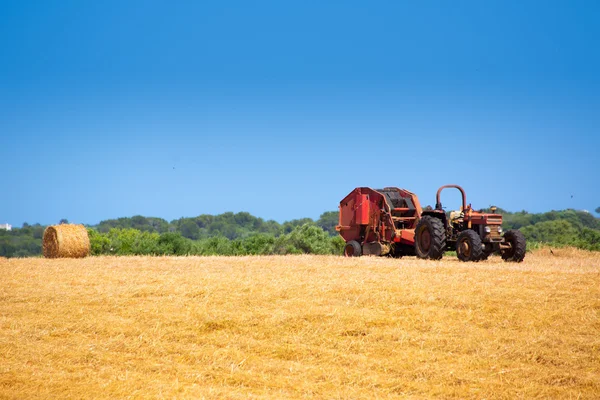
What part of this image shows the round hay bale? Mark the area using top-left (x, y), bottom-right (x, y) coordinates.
top-left (43, 224), bottom-right (90, 258)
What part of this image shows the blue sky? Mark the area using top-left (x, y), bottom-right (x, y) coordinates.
top-left (1, 0), bottom-right (599, 226)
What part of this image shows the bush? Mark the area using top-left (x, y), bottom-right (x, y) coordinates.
top-left (88, 228), bottom-right (111, 255)
top-left (288, 224), bottom-right (334, 255)
top-left (521, 220), bottom-right (579, 247)
top-left (71, 228), bottom-right (345, 257)
top-left (330, 235), bottom-right (346, 255)
top-left (195, 236), bottom-right (234, 256)
top-left (107, 228), bottom-right (137, 255)
top-left (273, 234), bottom-right (301, 255)
top-left (105, 228), bottom-right (161, 255)
top-left (134, 231), bottom-right (162, 255)
top-left (158, 232), bottom-right (192, 255)
top-left (576, 228), bottom-right (600, 251)
top-left (242, 234), bottom-right (275, 255)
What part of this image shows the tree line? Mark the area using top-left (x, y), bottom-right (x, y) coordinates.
top-left (1, 209), bottom-right (599, 258)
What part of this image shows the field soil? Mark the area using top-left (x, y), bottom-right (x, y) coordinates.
top-left (1, 249), bottom-right (599, 399)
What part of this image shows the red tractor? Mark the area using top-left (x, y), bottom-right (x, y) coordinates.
top-left (415, 185), bottom-right (526, 262)
top-left (336, 185), bottom-right (526, 262)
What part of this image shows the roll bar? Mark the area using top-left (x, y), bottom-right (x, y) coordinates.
top-left (435, 185), bottom-right (467, 211)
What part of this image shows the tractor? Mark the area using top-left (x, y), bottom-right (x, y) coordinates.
top-left (336, 184), bottom-right (526, 262)
top-left (414, 185), bottom-right (526, 262)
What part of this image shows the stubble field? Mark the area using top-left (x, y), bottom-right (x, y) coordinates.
top-left (1, 249), bottom-right (599, 399)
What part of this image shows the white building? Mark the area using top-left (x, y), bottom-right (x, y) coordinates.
top-left (0, 223), bottom-right (12, 231)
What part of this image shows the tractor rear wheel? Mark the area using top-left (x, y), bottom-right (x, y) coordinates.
top-left (456, 230), bottom-right (483, 262)
top-left (414, 216), bottom-right (446, 260)
top-left (344, 240), bottom-right (362, 257)
top-left (501, 230), bottom-right (526, 262)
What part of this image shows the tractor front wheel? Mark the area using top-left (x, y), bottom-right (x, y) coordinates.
top-left (414, 216), bottom-right (446, 260)
top-left (479, 248), bottom-right (493, 261)
top-left (344, 240), bottom-right (362, 257)
top-left (456, 230), bottom-right (483, 262)
top-left (501, 230), bottom-right (526, 262)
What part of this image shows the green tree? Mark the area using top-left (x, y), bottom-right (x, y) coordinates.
top-left (317, 211), bottom-right (339, 236)
top-left (282, 218), bottom-right (314, 234)
top-left (0, 236), bottom-right (17, 257)
top-left (31, 224), bottom-right (44, 239)
top-left (147, 218), bottom-right (170, 233)
top-left (179, 220), bottom-right (200, 240)
top-left (97, 216), bottom-right (171, 233)
top-left (158, 232), bottom-right (192, 255)
top-left (520, 220), bottom-right (579, 246)
top-left (130, 215), bottom-right (148, 230)
top-left (596, 207), bottom-right (600, 214)
top-left (260, 219), bottom-right (282, 236)
top-left (194, 214), bottom-right (214, 229)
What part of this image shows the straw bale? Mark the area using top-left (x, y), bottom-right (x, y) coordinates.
top-left (42, 224), bottom-right (90, 258)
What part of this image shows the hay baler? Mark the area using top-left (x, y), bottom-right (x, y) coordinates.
top-left (336, 187), bottom-right (422, 257)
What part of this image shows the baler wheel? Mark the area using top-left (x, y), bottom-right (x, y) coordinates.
top-left (456, 230), bottom-right (483, 262)
top-left (414, 216), bottom-right (446, 260)
top-left (344, 240), bottom-right (362, 257)
top-left (501, 230), bottom-right (526, 262)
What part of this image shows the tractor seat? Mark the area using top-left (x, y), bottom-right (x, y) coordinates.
top-left (449, 210), bottom-right (464, 224)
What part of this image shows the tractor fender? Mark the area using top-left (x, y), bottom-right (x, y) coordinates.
top-left (421, 210), bottom-right (448, 228)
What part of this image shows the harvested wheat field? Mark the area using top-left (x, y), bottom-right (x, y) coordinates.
top-left (1, 249), bottom-right (599, 399)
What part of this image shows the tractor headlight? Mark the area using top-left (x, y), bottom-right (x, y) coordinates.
top-left (497, 226), bottom-right (503, 234)
top-left (484, 226), bottom-right (491, 233)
